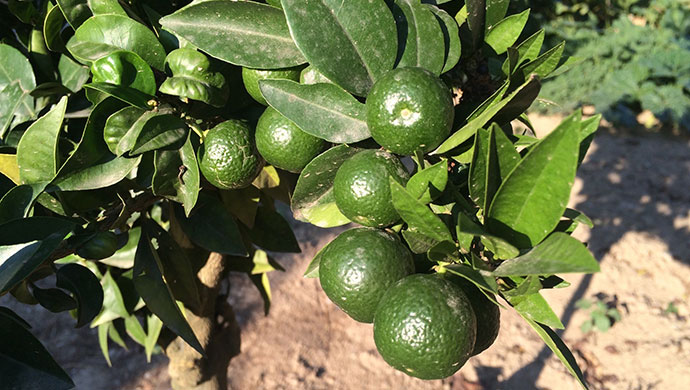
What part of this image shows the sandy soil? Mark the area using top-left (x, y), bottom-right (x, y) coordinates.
top-left (3, 118), bottom-right (690, 390)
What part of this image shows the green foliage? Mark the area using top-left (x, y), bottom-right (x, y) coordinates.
top-left (0, 0), bottom-right (604, 387)
top-left (576, 297), bottom-right (623, 333)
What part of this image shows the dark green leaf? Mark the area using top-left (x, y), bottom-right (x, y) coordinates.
top-left (66, 14), bottom-right (166, 70)
top-left (0, 309), bottom-right (74, 390)
top-left (390, 178), bottom-right (453, 243)
top-left (130, 114), bottom-right (188, 155)
top-left (303, 245), bottom-right (325, 278)
top-left (485, 9), bottom-right (529, 55)
top-left (0, 82), bottom-right (34, 138)
top-left (52, 155), bottom-right (141, 191)
top-left (250, 272), bottom-right (272, 315)
top-left (160, 1), bottom-right (305, 69)
top-left (103, 106), bottom-right (162, 156)
top-left (426, 5), bottom-right (461, 74)
top-left (395, 0), bottom-right (446, 75)
top-left (32, 286), bottom-right (78, 313)
top-left (56, 263), bottom-right (104, 327)
top-left (259, 79), bottom-right (370, 143)
top-left (291, 145), bottom-right (360, 227)
top-left (84, 82), bottom-right (154, 109)
top-left (99, 227), bottom-right (140, 269)
top-left (521, 41), bottom-right (565, 79)
top-left (406, 160), bottom-right (448, 204)
top-left (485, 0), bottom-right (510, 30)
top-left (58, 55), bottom-right (91, 93)
top-left (174, 192), bottom-right (247, 256)
top-left (282, 0), bottom-right (397, 96)
top-left (492, 233), bottom-right (599, 276)
top-left (578, 114), bottom-right (601, 166)
top-left (0, 217), bottom-right (75, 294)
top-left (17, 97), bottom-right (68, 185)
top-left (56, 0), bottom-right (91, 28)
top-left (465, 0), bottom-right (485, 45)
top-left (563, 208), bottom-right (594, 228)
top-left (133, 222), bottom-right (204, 354)
top-left (44, 3), bottom-right (68, 52)
top-left (512, 293), bottom-right (564, 329)
top-left (456, 212), bottom-right (519, 259)
top-left (444, 263), bottom-right (499, 296)
top-left (159, 48), bottom-right (228, 107)
top-left (90, 50), bottom-right (157, 97)
top-left (152, 135), bottom-right (200, 216)
top-left (89, 0), bottom-right (126, 16)
top-left (402, 227), bottom-right (440, 254)
top-left (249, 206), bottom-right (300, 253)
top-left (502, 29), bottom-right (544, 75)
top-left (486, 112), bottom-right (580, 248)
top-left (0, 183), bottom-right (46, 224)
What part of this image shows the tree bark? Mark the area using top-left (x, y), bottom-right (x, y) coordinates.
top-left (165, 252), bottom-right (241, 390)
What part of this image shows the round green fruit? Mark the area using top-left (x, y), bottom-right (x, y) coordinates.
top-left (255, 107), bottom-right (326, 173)
top-left (198, 120), bottom-right (263, 190)
top-left (76, 231), bottom-right (118, 260)
top-left (318, 228), bottom-right (415, 323)
top-left (373, 273), bottom-right (477, 380)
top-left (333, 149), bottom-right (409, 227)
top-left (241, 67), bottom-right (301, 105)
top-left (452, 277), bottom-right (500, 356)
top-left (366, 67), bottom-right (454, 155)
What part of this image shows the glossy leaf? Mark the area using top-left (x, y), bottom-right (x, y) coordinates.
top-left (84, 83), bottom-right (154, 109)
top-left (159, 48), bottom-right (228, 107)
top-left (493, 233), bottom-right (599, 276)
top-left (52, 155), bottom-right (141, 191)
top-left (259, 79), bottom-right (370, 143)
top-left (456, 212), bottom-right (519, 259)
top-left (249, 206), bottom-right (301, 253)
top-left (173, 192), bottom-right (247, 256)
top-left (291, 145), bottom-right (360, 227)
top-left (130, 115), bottom-right (188, 155)
top-left (152, 135), bottom-right (200, 216)
top-left (44, 3), bottom-right (68, 52)
top-left (486, 112), bottom-right (580, 248)
top-left (0, 44), bottom-right (35, 136)
top-left (56, 263), bottom-right (104, 327)
top-left (99, 228), bottom-right (140, 269)
top-left (133, 222), bottom-right (203, 354)
top-left (57, 0), bottom-right (91, 28)
top-left (465, 0), bottom-right (485, 45)
top-left (406, 160), bottom-right (448, 204)
top-left (160, 1), bottom-right (305, 69)
top-left (17, 97), bottom-right (68, 185)
top-left (444, 263), bottom-right (500, 297)
top-left (390, 178), bottom-right (453, 243)
top-left (485, 9), bottom-right (529, 55)
top-left (0, 183), bottom-right (46, 224)
top-left (90, 51), bottom-right (157, 97)
top-left (394, 0), bottom-right (446, 75)
top-left (0, 310), bottom-right (74, 390)
top-left (426, 5), bottom-right (461, 74)
top-left (58, 55), bottom-right (91, 93)
top-left (502, 29), bottom-right (544, 75)
top-left (88, 0), bottom-right (127, 16)
top-left (521, 41), bottom-right (565, 79)
top-left (0, 217), bottom-right (75, 294)
top-left (282, 0), bottom-right (397, 96)
top-left (67, 15), bottom-right (166, 70)
top-left (103, 106), bottom-right (161, 156)
top-left (32, 286), bottom-right (78, 313)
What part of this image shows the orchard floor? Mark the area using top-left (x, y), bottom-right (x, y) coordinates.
top-left (4, 117), bottom-right (690, 390)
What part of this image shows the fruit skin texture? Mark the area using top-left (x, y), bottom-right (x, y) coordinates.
top-left (373, 273), bottom-right (477, 380)
top-left (76, 231), bottom-right (118, 260)
top-left (318, 228), bottom-right (415, 323)
top-left (255, 107), bottom-right (326, 173)
top-left (198, 120), bottom-right (263, 190)
top-left (366, 67), bottom-right (454, 155)
top-left (242, 67), bottom-right (301, 105)
top-left (333, 149), bottom-right (409, 227)
top-left (451, 277), bottom-right (501, 356)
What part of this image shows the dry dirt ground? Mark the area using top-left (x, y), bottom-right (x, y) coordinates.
top-left (3, 118), bottom-right (690, 390)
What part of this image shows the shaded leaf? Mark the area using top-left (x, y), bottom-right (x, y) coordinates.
top-left (406, 160), bottom-right (448, 204)
top-left (0, 183), bottom-right (46, 224)
top-left (390, 178), bottom-right (453, 243)
top-left (131, 114), bottom-right (188, 155)
top-left (84, 82), bottom-right (154, 109)
top-left (56, 263), bottom-right (104, 327)
top-left (249, 206), bottom-right (300, 253)
top-left (32, 286), bottom-right (78, 313)
top-left (56, 0), bottom-right (91, 28)
top-left (52, 155), bottom-right (142, 191)
top-left (426, 5), bottom-right (461, 74)
top-left (456, 212), bottom-right (519, 259)
top-left (395, 0), bottom-right (446, 75)
top-left (152, 135), bottom-right (200, 216)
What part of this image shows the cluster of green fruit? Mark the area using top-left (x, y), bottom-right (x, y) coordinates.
top-left (198, 63), bottom-right (501, 379)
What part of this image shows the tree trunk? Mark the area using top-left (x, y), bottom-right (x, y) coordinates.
top-left (165, 252), bottom-right (241, 390)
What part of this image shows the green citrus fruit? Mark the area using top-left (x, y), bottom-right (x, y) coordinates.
top-left (76, 231), bottom-right (118, 260)
top-left (198, 120), bottom-right (263, 190)
top-left (255, 107), bottom-right (326, 173)
top-left (241, 66), bottom-right (301, 105)
top-left (333, 149), bottom-right (409, 227)
top-left (373, 273), bottom-right (477, 380)
top-left (451, 277), bottom-right (500, 356)
top-left (318, 228), bottom-right (415, 323)
top-left (366, 67), bottom-right (454, 155)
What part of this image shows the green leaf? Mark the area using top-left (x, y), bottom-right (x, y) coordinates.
top-left (456, 212), bottom-right (519, 259)
top-left (152, 135), bottom-right (200, 216)
top-left (502, 29), bottom-right (545, 75)
top-left (250, 272), bottom-right (272, 315)
top-left (465, 0), bottom-right (485, 45)
top-left (84, 82), bottom-right (154, 109)
top-left (0, 183), bottom-right (46, 224)
top-left (521, 41), bottom-right (565, 79)
top-left (124, 314), bottom-right (146, 347)
top-left (444, 263), bottom-right (499, 296)
top-left (0, 154), bottom-right (20, 184)
top-left (406, 160), bottom-right (448, 204)
top-left (99, 227), bottom-right (140, 269)
top-left (0, 217), bottom-right (75, 294)
top-left (282, 0), bottom-right (397, 96)
top-left (259, 79), bottom-right (370, 143)
top-left (512, 292), bottom-right (564, 329)
top-left (578, 114), bottom-right (601, 166)
top-left (88, 0), bottom-right (127, 16)
top-left (32, 286), bottom-right (78, 313)
top-left (433, 75), bottom-right (539, 154)
top-left (426, 5), bottom-right (461, 74)
top-left (291, 145), bottom-right (360, 227)
top-left (563, 208), bottom-right (594, 229)
top-left (160, 1), bottom-right (305, 69)
top-left (98, 322), bottom-right (112, 366)
top-left (173, 192), bottom-right (247, 256)
top-left (390, 178), bottom-right (453, 243)
top-left (303, 245), bottom-right (325, 279)
top-left (56, 0), bottom-right (91, 28)
top-left (220, 187), bottom-right (260, 228)
top-left (485, 9), bottom-right (529, 55)
top-left (145, 314), bottom-right (163, 362)
top-left (248, 206), bottom-right (301, 253)
top-left (394, 0), bottom-right (446, 75)
top-left (103, 106), bottom-right (162, 156)
top-left (0, 83), bottom-right (34, 138)
top-left (130, 115), bottom-right (188, 155)
top-left (56, 263), bottom-right (104, 327)
top-left (0, 44), bottom-right (36, 98)
top-left (485, 0), bottom-right (510, 30)
top-left (52, 155), bottom-right (142, 191)
top-left (16, 97), bottom-right (68, 185)
top-left (487, 112), bottom-right (581, 248)
top-left (159, 48), bottom-right (228, 107)
top-left (133, 221), bottom-right (204, 355)
top-left (90, 50), bottom-right (157, 96)
top-left (91, 271), bottom-right (129, 326)
top-left (58, 55), bottom-right (91, 93)
top-left (0, 309), bottom-right (74, 390)
top-left (44, 3), bottom-right (68, 52)
top-left (66, 14), bottom-right (166, 70)
top-left (493, 233), bottom-right (599, 276)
